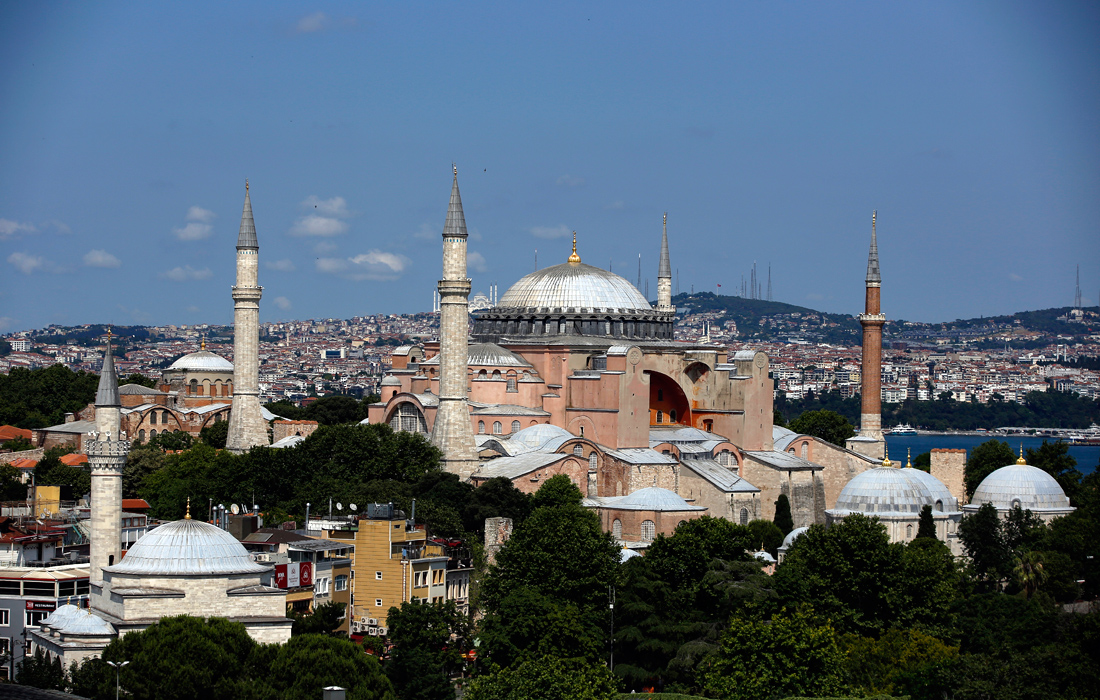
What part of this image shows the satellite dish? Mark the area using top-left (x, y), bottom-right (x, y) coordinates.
top-left (230, 504), bottom-right (240, 515)
top-left (349, 504), bottom-right (357, 512)
top-left (336, 502), bottom-right (343, 511)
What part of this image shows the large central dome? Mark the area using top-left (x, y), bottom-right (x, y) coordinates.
top-left (498, 261), bottom-right (652, 312)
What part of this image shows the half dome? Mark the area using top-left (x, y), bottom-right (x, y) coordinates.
top-left (105, 518), bottom-right (269, 576)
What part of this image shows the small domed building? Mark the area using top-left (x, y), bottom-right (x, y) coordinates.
top-left (160, 342), bottom-right (236, 402)
top-left (964, 450), bottom-right (1074, 523)
top-left (825, 452), bottom-right (964, 554)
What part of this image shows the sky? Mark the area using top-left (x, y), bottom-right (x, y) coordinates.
top-left (1, 1), bottom-right (1098, 332)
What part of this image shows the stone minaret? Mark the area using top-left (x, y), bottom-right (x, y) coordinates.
top-left (226, 181), bottom-right (269, 453)
top-left (431, 167), bottom-right (479, 479)
top-left (88, 332), bottom-right (128, 589)
top-left (657, 212), bottom-right (673, 312)
top-left (848, 211), bottom-right (886, 460)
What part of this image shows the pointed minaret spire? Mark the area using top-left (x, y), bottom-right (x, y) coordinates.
top-left (96, 328), bottom-right (120, 409)
top-left (866, 210), bottom-right (881, 286)
top-left (237, 179), bottom-right (258, 250)
top-left (443, 165), bottom-right (468, 240)
top-left (656, 213), bottom-right (673, 312)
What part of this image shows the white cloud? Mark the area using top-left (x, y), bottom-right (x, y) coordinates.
top-left (274, 296), bottom-right (292, 310)
top-left (529, 225), bottom-right (571, 239)
top-left (265, 259), bottom-right (297, 272)
top-left (46, 220), bottom-right (71, 234)
top-left (83, 249), bottom-right (121, 268)
top-left (468, 251), bottom-right (488, 273)
top-left (317, 250), bottom-right (410, 281)
top-left (8, 252), bottom-right (44, 274)
top-left (174, 222), bottom-right (213, 241)
top-left (290, 214), bottom-right (348, 237)
top-left (296, 11), bottom-right (329, 33)
top-left (302, 195), bottom-right (349, 218)
top-left (161, 265), bottom-right (213, 281)
top-left (314, 241), bottom-right (338, 254)
top-left (0, 219), bottom-right (36, 239)
top-left (186, 206), bottom-right (216, 223)
top-left (556, 174), bottom-right (585, 188)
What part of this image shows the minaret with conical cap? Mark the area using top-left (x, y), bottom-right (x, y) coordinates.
top-left (431, 167), bottom-right (479, 479)
top-left (657, 213), bottom-right (673, 313)
top-left (226, 180), bottom-right (270, 453)
top-left (849, 211), bottom-right (886, 460)
top-left (88, 330), bottom-right (129, 590)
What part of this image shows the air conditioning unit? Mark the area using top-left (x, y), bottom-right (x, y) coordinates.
top-left (367, 618), bottom-right (378, 626)
top-left (378, 627), bottom-right (388, 636)
top-left (367, 628), bottom-right (378, 636)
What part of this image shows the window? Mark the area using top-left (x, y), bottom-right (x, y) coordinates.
top-left (511, 420), bottom-right (520, 433)
top-left (669, 410), bottom-right (676, 423)
top-left (906, 524), bottom-right (913, 539)
top-left (640, 520), bottom-right (656, 541)
top-left (150, 429), bottom-right (157, 438)
top-left (25, 610), bottom-right (49, 627)
top-left (138, 429), bottom-right (146, 441)
top-left (315, 577), bottom-right (330, 595)
top-left (739, 508), bottom-right (749, 525)
top-left (656, 411), bottom-right (663, 424)
top-left (573, 445), bottom-right (583, 457)
top-left (801, 443), bottom-right (808, 459)
top-left (612, 519), bottom-right (622, 539)
top-left (492, 370), bottom-right (501, 380)
top-left (493, 421), bottom-right (502, 435)
top-left (478, 421), bottom-right (485, 434)
top-left (375, 571), bottom-right (383, 580)
top-left (589, 453), bottom-right (597, 470)
top-left (935, 500), bottom-right (943, 511)
top-left (507, 377), bottom-right (517, 392)
top-left (375, 599), bottom-right (383, 607)
top-left (0, 609), bottom-right (8, 626)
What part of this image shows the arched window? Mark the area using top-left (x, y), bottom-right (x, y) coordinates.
top-left (573, 445), bottom-right (583, 457)
top-left (492, 370), bottom-right (501, 380)
top-left (935, 499), bottom-right (943, 511)
top-left (669, 410), bottom-right (676, 423)
top-left (640, 520), bottom-right (656, 541)
top-left (718, 450), bottom-right (731, 466)
top-left (656, 410), bottom-right (664, 424)
top-left (801, 443), bottom-right (808, 459)
top-left (612, 519), bottom-right (622, 539)
top-left (579, 426), bottom-right (584, 437)
top-left (1011, 498), bottom-right (1022, 510)
top-left (189, 379), bottom-right (198, 395)
top-left (703, 419), bottom-right (713, 432)
top-left (477, 370), bottom-right (487, 380)
top-left (389, 403), bottom-right (428, 434)
top-left (740, 508), bottom-right (749, 525)
top-left (507, 377), bottom-right (517, 392)
top-left (589, 452), bottom-right (598, 470)
top-left (906, 524), bottom-right (913, 539)
top-left (150, 429), bottom-right (157, 438)
top-left (478, 421), bottom-right (485, 434)
top-left (138, 429), bottom-right (146, 441)
top-left (511, 420), bottom-right (520, 433)
top-left (493, 421), bottom-right (502, 435)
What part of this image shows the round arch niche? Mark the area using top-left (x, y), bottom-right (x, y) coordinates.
top-left (646, 371), bottom-right (690, 426)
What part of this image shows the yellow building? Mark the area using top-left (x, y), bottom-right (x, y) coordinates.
top-left (320, 505), bottom-right (464, 636)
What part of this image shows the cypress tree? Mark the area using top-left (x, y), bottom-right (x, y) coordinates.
top-left (916, 504), bottom-right (937, 539)
top-left (774, 494), bottom-right (794, 535)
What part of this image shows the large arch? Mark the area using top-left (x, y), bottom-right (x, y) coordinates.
top-left (646, 371), bottom-right (690, 426)
top-left (385, 401), bottom-right (429, 435)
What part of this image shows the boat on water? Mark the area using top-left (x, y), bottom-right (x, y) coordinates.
top-left (888, 424), bottom-right (918, 436)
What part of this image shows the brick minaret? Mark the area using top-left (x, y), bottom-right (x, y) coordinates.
top-left (431, 167), bottom-right (479, 479)
top-left (657, 213), bottom-right (673, 312)
top-left (848, 211), bottom-right (886, 460)
top-left (226, 181), bottom-right (270, 453)
top-left (88, 332), bottom-right (128, 589)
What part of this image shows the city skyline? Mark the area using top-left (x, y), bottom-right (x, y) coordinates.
top-left (2, 2), bottom-right (1098, 332)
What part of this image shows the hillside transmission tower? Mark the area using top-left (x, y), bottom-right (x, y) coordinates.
top-left (1075, 265), bottom-right (1082, 310)
top-left (767, 263), bottom-right (772, 301)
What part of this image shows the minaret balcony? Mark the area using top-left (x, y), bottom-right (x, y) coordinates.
top-left (87, 440), bottom-right (132, 457)
top-left (231, 286), bottom-right (263, 300)
top-left (859, 313), bottom-right (886, 323)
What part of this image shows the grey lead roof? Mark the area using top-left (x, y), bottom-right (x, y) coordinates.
top-left (658, 214), bottom-right (671, 279)
top-left (443, 168), bottom-right (468, 239)
top-left (95, 340), bottom-right (121, 407)
top-left (679, 459), bottom-right (760, 493)
top-left (865, 210), bottom-right (880, 284)
top-left (237, 181), bottom-right (258, 249)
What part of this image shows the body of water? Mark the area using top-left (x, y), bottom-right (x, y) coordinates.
top-left (884, 434), bottom-right (1099, 475)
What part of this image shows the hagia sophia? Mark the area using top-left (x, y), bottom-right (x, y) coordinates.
top-left (24, 170), bottom-right (1075, 665)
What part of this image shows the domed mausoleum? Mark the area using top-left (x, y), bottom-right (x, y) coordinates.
top-left (826, 451), bottom-right (963, 554)
top-left (964, 450), bottom-right (1074, 522)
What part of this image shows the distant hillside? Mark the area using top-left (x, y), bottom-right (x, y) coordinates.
top-left (672, 293), bottom-right (862, 344)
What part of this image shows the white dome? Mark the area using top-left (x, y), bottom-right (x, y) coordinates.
top-left (58, 610), bottom-right (115, 636)
top-left (168, 350), bottom-right (233, 372)
top-left (105, 518), bottom-right (269, 576)
top-left (609, 487), bottom-right (706, 512)
top-left (780, 527), bottom-right (809, 550)
top-left (42, 603), bottom-right (83, 629)
top-left (832, 467), bottom-right (955, 516)
top-left (901, 468), bottom-right (959, 511)
top-left (970, 463), bottom-right (1071, 512)
top-left (510, 424), bottom-right (573, 450)
top-left (498, 262), bottom-right (651, 312)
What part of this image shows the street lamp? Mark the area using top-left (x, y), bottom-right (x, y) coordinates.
top-left (106, 660), bottom-right (129, 700)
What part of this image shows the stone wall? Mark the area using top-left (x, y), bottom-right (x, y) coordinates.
top-left (484, 517), bottom-right (513, 565)
top-left (273, 420), bottom-right (319, 442)
top-left (931, 449), bottom-right (967, 505)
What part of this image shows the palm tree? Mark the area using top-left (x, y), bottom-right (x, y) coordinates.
top-left (1013, 550), bottom-right (1048, 599)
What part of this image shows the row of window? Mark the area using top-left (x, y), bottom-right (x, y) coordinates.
top-left (187, 380), bottom-right (232, 397)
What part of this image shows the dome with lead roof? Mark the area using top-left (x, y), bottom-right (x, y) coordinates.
top-left (968, 463), bottom-right (1071, 513)
top-left (497, 262), bottom-right (652, 313)
top-left (167, 350), bottom-right (233, 372)
top-left (104, 518), bottom-right (269, 577)
top-left (830, 467), bottom-right (958, 516)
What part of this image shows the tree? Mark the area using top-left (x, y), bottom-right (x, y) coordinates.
top-left (529, 474), bottom-right (583, 510)
top-left (463, 656), bottom-right (619, 700)
top-left (841, 628), bottom-right (958, 697)
top-left (1014, 550), bottom-right (1049, 599)
top-left (199, 420), bottom-right (229, 449)
top-left (959, 502), bottom-right (1012, 586)
top-left (701, 606), bottom-right (848, 700)
top-left (916, 504), bottom-right (937, 539)
top-left (290, 601), bottom-right (347, 636)
top-left (3, 435), bottom-right (32, 452)
top-left (0, 463), bottom-right (26, 500)
top-left (124, 372), bottom-right (158, 388)
top-left (17, 647), bottom-right (65, 690)
top-left (266, 634), bottom-right (396, 700)
top-left (123, 444), bottom-right (165, 499)
top-left (965, 439), bottom-right (1016, 498)
top-left (913, 450), bottom-right (931, 472)
top-left (773, 494), bottom-right (794, 535)
top-left (746, 518), bottom-right (784, 555)
top-left (479, 588), bottom-right (602, 669)
top-left (462, 476), bottom-right (532, 538)
top-left (1026, 440), bottom-right (1083, 504)
top-left (788, 409), bottom-right (854, 446)
top-left (385, 601), bottom-right (467, 700)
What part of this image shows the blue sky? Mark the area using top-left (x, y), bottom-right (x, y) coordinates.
top-left (2, 1), bottom-right (1098, 331)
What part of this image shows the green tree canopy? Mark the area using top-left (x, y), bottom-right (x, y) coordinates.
top-left (773, 494), bottom-right (794, 535)
top-left (916, 504), bottom-right (936, 539)
top-left (199, 419), bottom-right (229, 448)
top-left (464, 656), bottom-right (619, 700)
top-left (530, 474), bottom-right (583, 510)
top-left (385, 601), bottom-right (467, 700)
top-left (788, 409), bottom-right (855, 447)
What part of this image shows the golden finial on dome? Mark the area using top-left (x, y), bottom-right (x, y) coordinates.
top-left (185, 497), bottom-right (192, 520)
top-left (906, 447), bottom-right (912, 469)
top-left (1017, 445), bottom-right (1026, 465)
top-left (200, 333), bottom-right (206, 351)
top-left (567, 231), bottom-right (581, 264)
top-left (881, 444), bottom-right (893, 468)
